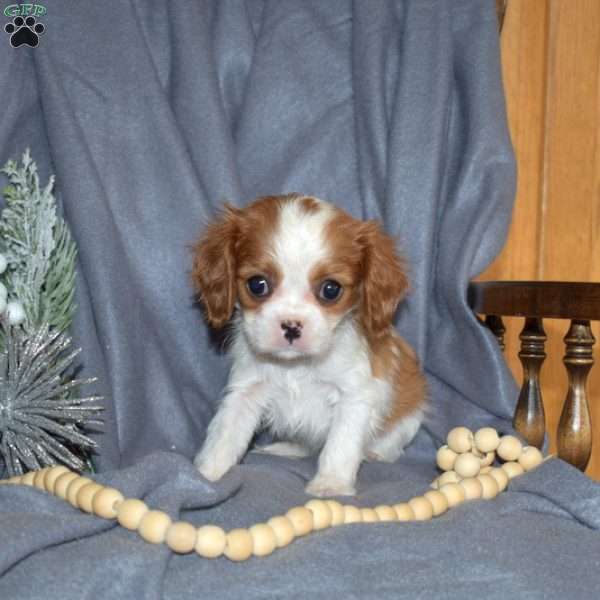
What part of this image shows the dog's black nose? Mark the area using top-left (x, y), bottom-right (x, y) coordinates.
top-left (281, 320), bottom-right (302, 344)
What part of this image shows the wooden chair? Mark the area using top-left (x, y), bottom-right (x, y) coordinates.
top-left (468, 281), bottom-right (600, 472)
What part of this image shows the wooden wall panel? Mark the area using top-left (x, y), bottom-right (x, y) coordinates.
top-left (480, 0), bottom-right (600, 479)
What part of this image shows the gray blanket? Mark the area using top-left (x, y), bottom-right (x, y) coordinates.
top-left (1, 1), bottom-right (599, 598)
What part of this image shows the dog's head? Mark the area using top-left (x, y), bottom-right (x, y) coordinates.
top-left (192, 194), bottom-right (408, 359)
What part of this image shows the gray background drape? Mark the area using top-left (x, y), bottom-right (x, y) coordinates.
top-left (1, 2), bottom-right (599, 599)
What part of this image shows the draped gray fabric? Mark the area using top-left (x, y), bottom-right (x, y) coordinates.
top-left (1, 1), bottom-right (599, 598)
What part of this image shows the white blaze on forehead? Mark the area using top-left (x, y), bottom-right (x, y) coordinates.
top-left (270, 198), bottom-right (335, 289)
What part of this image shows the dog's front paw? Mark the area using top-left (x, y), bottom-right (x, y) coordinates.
top-left (305, 475), bottom-right (356, 498)
top-left (193, 453), bottom-right (231, 482)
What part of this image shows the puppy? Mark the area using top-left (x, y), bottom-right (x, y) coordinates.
top-left (192, 194), bottom-right (425, 497)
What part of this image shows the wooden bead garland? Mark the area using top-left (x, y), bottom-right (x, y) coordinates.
top-left (266, 516), bottom-right (295, 548)
top-left (0, 426), bottom-right (546, 562)
top-left (394, 503), bottom-right (415, 521)
top-left (224, 528), bottom-right (253, 562)
top-left (166, 521), bottom-right (197, 554)
top-left (117, 498), bottom-right (149, 530)
top-left (195, 525), bottom-right (227, 558)
top-left (138, 509), bottom-right (172, 544)
top-left (361, 507), bottom-right (379, 523)
top-left (53, 471), bottom-right (79, 500)
top-left (249, 523), bottom-right (277, 557)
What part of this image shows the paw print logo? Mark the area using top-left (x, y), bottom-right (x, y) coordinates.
top-left (4, 15), bottom-right (45, 48)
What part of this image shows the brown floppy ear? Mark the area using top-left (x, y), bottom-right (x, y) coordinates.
top-left (358, 221), bottom-right (409, 342)
top-left (191, 204), bottom-right (240, 328)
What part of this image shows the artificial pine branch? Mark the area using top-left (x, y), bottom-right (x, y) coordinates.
top-left (0, 149), bottom-right (77, 334)
top-left (0, 150), bottom-right (103, 476)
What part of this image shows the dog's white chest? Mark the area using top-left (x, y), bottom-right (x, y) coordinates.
top-left (262, 368), bottom-right (337, 448)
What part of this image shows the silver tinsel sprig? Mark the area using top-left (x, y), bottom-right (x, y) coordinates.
top-left (0, 322), bottom-right (103, 476)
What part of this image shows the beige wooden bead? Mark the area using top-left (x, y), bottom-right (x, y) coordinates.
top-left (325, 500), bottom-right (345, 526)
top-left (33, 467), bottom-right (50, 490)
top-left (459, 477), bottom-right (484, 500)
top-left (478, 474), bottom-right (500, 499)
top-left (286, 506), bottom-right (314, 536)
top-left (267, 516), bottom-right (296, 548)
top-left (44, 466), bottom-right (70, 494)
top-left (519, 446), bottom-right (544, 471)
top-left (480, 465), bottom-right (493, 474)
top-left (305, 499), bottom-right (333, 530)
top-left (489, 467), bottom-right (509, 492)
top-left (76, 482), bottom-right (104, 513)
top-left (92, 487), bottom-right (124, 519)
top-left (439, 482), bottom-right (466, 507)
top-left (138, 510), bottom-right (172, 544)
top-left (393, 503), bottom-right (415, 521)
top-left (474, 427), bottom-right (500, 453)
top-left (21, 471), bottom-right (36, 486)
top-left (436, 445), bottom-right (458, 472)
top-left (438, 471), bottom-right (460, 486)
top-left (479, 452), bottom-right (495, 467)
top-left (502, 461), bottom-right (525, 479)
top-left (361, 508), bottom-right (379, 523)
top-left (447, 427), bottom-right (473, 453)
top-left (249, 523), bottom-right (277, 557)
top-left (66, 476), bottom-right (93, 507)
top-left (374, 505), bottom-right (398, 521)
top-left (8, 476), bottom-right (23, 484)
top-left (195, 525), bottom-right (227, 558)
top-left (497, 435), bottom-right (523, 462)
top-left (430, 477), bottom-right (440, 490)
top-left (117, 498), bottom-right (149, 530)
top-left (454, 453), bottom-right (481, 479)
top-left (343, 505), bottom-right (363, 524)
top-left (53, 471), bottom-right (80, 500)
top-left (423, 490), bottom-right (449, 516)
top-left (166, 521), bottom-right (197, 554)
top-left (224, 528), bottom-right (253, 562)
top-left (408, 496), bottom-right (433, 521)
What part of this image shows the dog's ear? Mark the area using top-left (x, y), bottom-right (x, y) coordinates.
top-left (191, 204), bottom-right (241, 328)
top-left (358, 221), bottom-right (409, 342)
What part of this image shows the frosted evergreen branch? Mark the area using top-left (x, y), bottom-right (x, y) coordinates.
top-left (0, 149), bottom-right (77, 335)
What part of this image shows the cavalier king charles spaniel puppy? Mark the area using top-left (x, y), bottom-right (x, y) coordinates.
top-left (192, 194), bottom-right (425, 497)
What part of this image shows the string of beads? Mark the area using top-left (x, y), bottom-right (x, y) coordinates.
top-left (0, 427), bottom-right (544, 562)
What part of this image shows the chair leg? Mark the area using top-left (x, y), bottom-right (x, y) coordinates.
top-left (514, 317), bottom-right (547, 449)
top-left (557, 320), bottom-right (595, 471)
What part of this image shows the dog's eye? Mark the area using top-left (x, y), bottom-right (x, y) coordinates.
top-left (246, 275), bottom-right (270, 298)
top-left (318, 279), bottom-right (343, 303)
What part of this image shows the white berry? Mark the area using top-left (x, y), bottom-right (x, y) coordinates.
top-left (6, 301), bottom-right (26, 325)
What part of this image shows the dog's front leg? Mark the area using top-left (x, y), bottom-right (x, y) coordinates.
top-left (305, 399), bottom-right (372, 497)
top-left (194, 387), bottom-right (263, 482)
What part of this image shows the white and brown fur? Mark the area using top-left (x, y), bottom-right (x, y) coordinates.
top-left (192, 194), bottom-right (425, 497)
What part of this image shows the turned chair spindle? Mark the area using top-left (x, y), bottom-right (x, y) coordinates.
top-left (514, 318), bottom-right (546, 449)
top-left (558, 320), bottom-right (595, 471)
